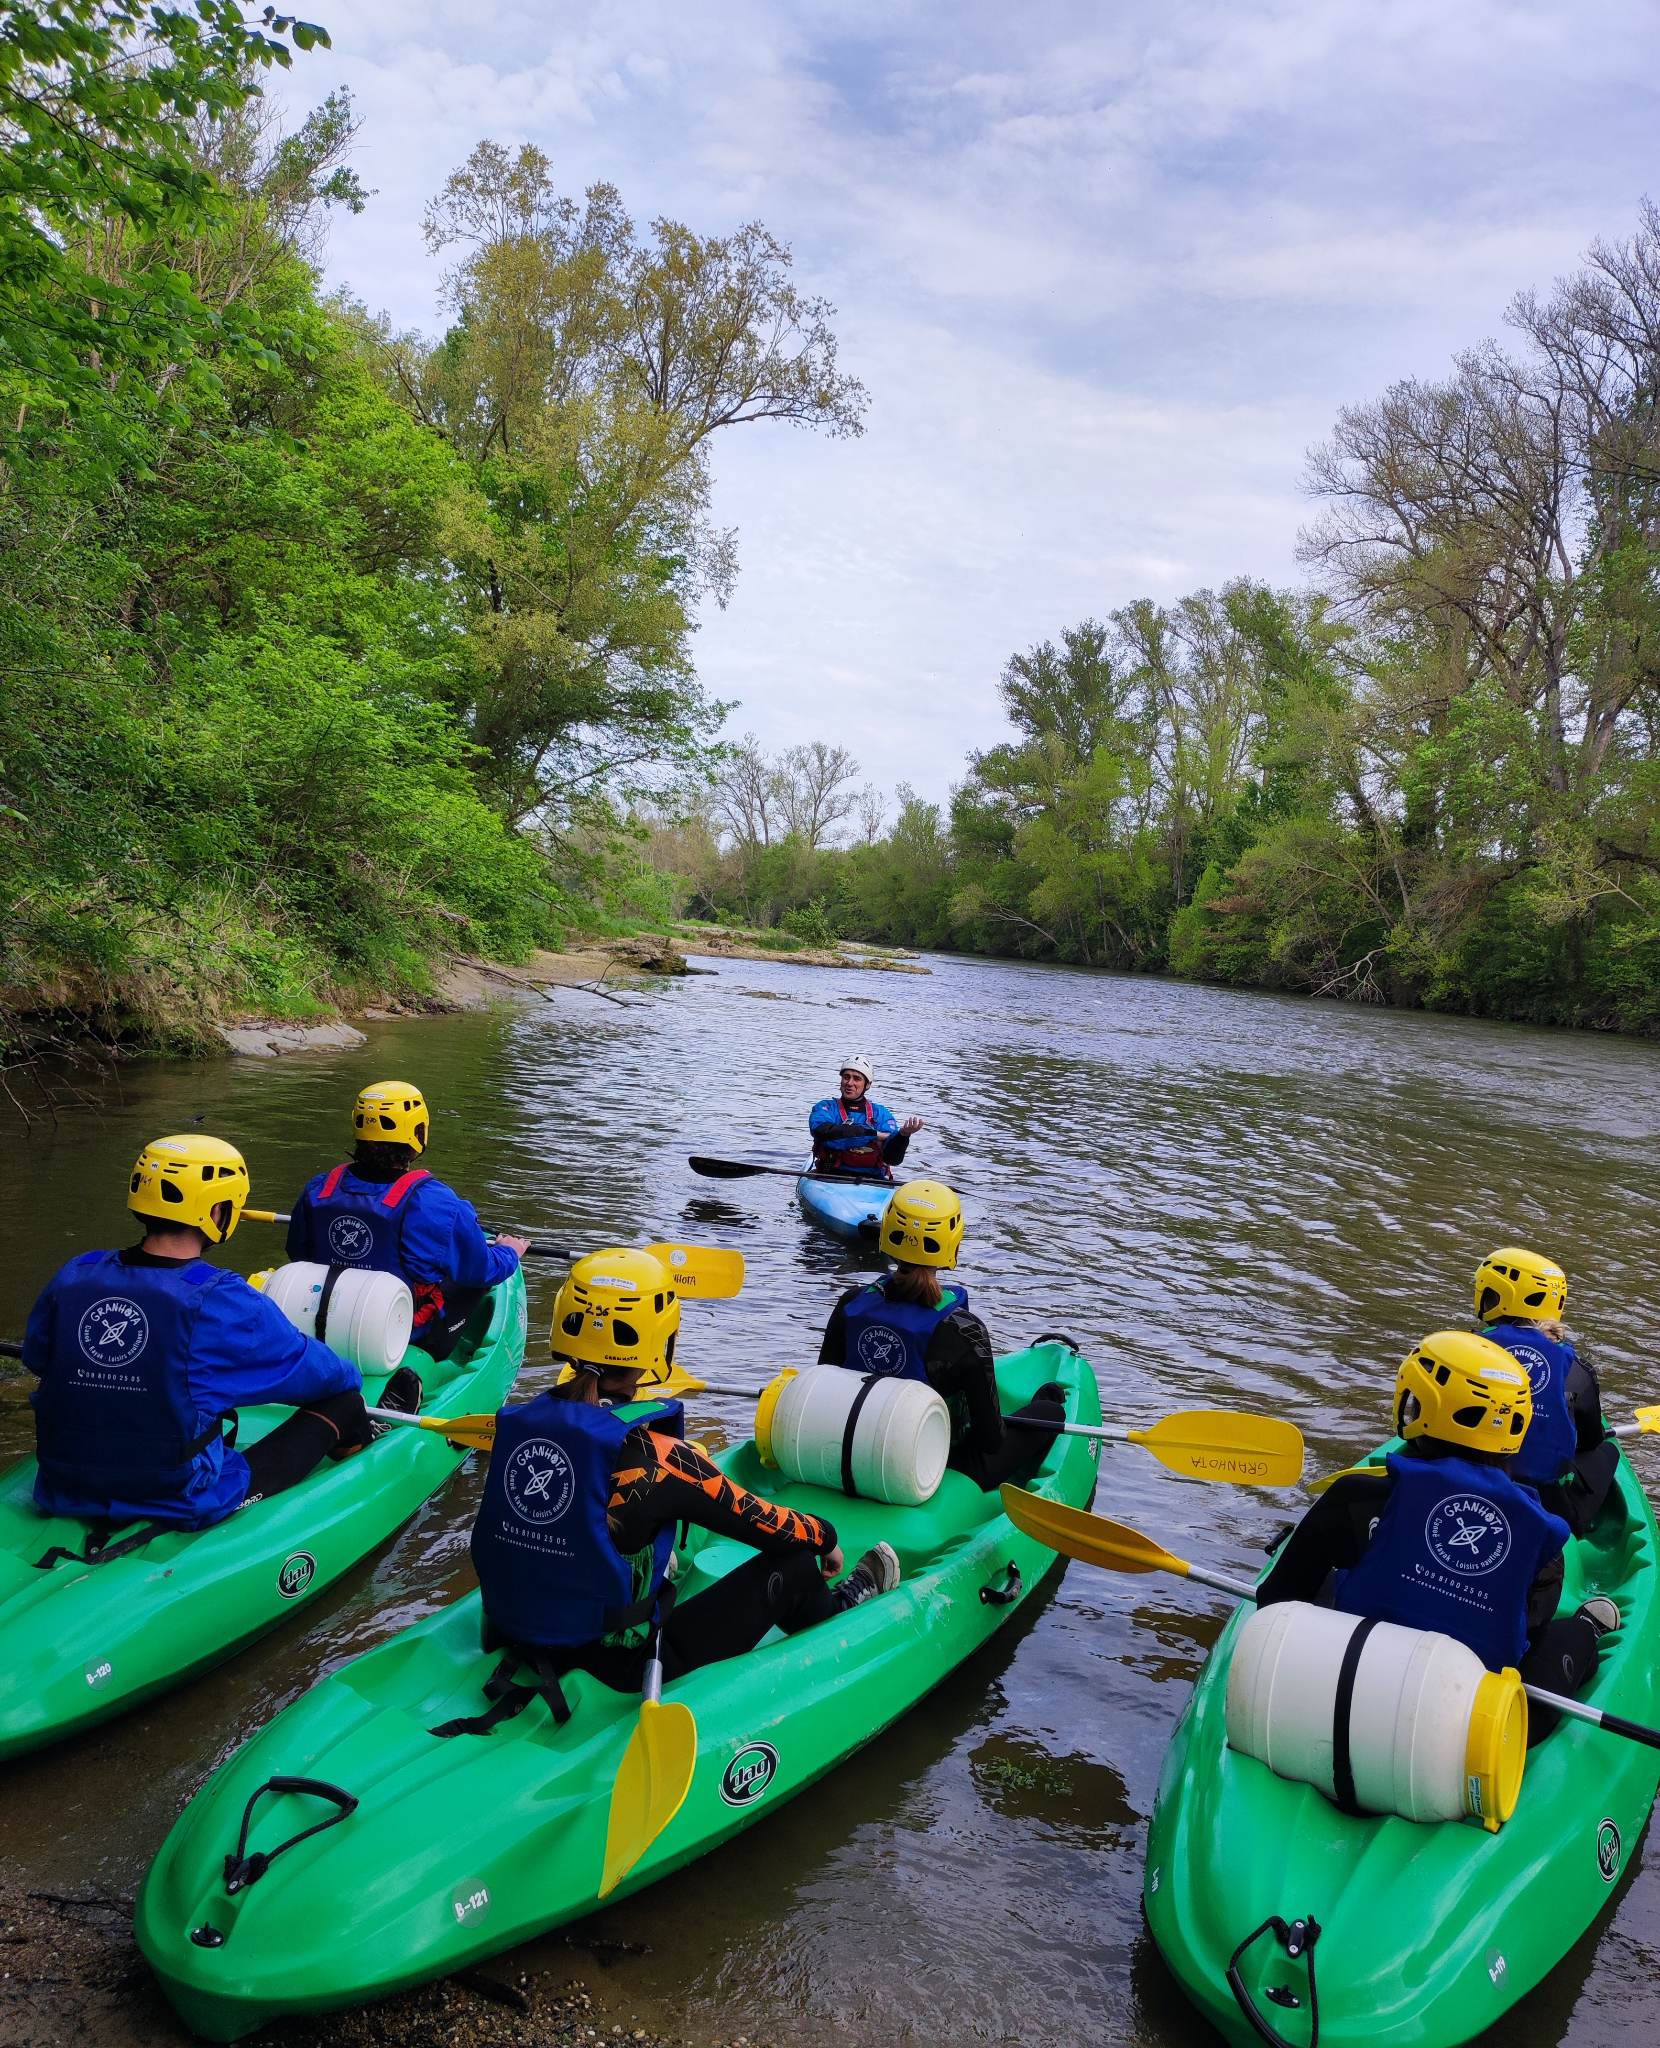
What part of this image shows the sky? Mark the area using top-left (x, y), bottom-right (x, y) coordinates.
top-left (274, 0), bottom-right (1660, 814)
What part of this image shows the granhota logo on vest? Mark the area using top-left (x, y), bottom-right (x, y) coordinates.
top-left (326, 1214), bottom-right (374, 1262)
top-left (856, 1325), bottom-right (908, 1375)
top-left (1506, 1344), bottom-right (1552, 1398)
top-left (76, 1297), bottom-right (149, 1368)
top-left (1425, 1494), bottom-right (1513, 1577)
top-left (503, 1439), bottom-right (576, 1526)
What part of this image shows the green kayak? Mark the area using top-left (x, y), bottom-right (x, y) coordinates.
top-left (0, 1268), bottom-right (527, 1760)
top-left (1145, 1443), bottom-right (1660, 2048)
top-left (135, 1340), bottom-right (1100, 2040)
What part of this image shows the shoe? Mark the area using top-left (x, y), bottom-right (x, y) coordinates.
top-left (1578, 1596), bottom-right (1621, 1638)
top-left (832, 1540), bottom-right (901, 1613)
top-left (369, 1365), bottom-right (424, 1438)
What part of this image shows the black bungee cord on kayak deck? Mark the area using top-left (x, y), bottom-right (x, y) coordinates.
top-left (216, 1776), bottom-right (360, 1899)
top-left (1226, 1913), bottom-right (1322, 2048)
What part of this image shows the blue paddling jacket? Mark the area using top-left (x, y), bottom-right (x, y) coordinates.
top-left (807, 1097), bottom-right (907, 1177)
top-left (25, 1248), bottom-right (360, 1528)
top-left (287, 1164), bottom-right (520, 1344)
top-left (1333, 1451), bottom-right (1569, 1671)
top-left (1482, 1322), bottom-right (1579, 1488)
top-left (471, 1392), bottom-right (685, 1652)
top-left (838, 1279), bottom-right (969, 1383)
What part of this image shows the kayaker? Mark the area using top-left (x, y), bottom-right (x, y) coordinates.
top-left (465, 1249), bottom-right (901, 1721)
top-left (817, 1180), bottom-right (1067, 1489)
top-left (1474, 1246), bottom-right (1616, 1535)
top-left (807, 1055), bottom-right (922, 1178)
top-left (1259, 1330), bottom-right (1617, 1727)
top-left (22, 1135), bottom-right (418, 1530)
top-left (287, 1081), bottom-right (529, 1361)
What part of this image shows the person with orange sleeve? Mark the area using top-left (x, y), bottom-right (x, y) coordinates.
top-left (468, 1250), bottom-right (899, 1708)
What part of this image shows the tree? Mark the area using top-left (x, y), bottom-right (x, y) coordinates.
top-left (0, 2), bottom-right (332, 444)
top-left (777, 740), bottom-right (861, 848)
top-left (374, 141), bottom-right (868, 829)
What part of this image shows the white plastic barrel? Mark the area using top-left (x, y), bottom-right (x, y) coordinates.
top-left (1225, 1600), bottom-right (1527, 1833)
top-left (754, 1366), bottom-right (950, 1506)
top-left (262, 1261), bottom-right (414, 1374)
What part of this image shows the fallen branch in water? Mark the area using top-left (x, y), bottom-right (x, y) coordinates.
top-left (447, 954), bottom-right (634, 1009)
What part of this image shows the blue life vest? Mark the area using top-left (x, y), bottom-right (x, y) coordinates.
top-left (292, 1162), bottom-right (431, 1274)
top-left (838, 1280), bottom-right (966, 1384)
top-left (291, 1164), bottom-right (444, 1332)
top-left (1334, 1451), bottom-right (1568, 1671)
top-left (471, 1392), bottom-right (684, 1650)
top-left (1484, 1321), bottom-right (1578, 1487)
top-left (31, 1250), bottom-right (232, 1523)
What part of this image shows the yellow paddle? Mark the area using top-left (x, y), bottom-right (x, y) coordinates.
top-left (999, 1487), bottom-right (1660, 1753)
top-left (240, 1213), bottom-right (745, 1300)
top-left (1611, 1407), bottom-right (1660, 1440)
top-left (598, 1626), bottom-right (698, 1897)
top-left (666, 1368), bottom-right (1303, 1486)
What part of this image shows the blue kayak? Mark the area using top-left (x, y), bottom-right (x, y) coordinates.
top-left (796, 1169), bottom-right (891, 1243)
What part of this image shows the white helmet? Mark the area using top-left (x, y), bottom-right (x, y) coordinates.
top-left (840, 1054), bottom-right (874, 1083)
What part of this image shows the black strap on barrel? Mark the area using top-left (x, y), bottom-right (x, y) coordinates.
top-left (840, 1373), bottom-right (884, 1497)
top-left (314, 1264), bottom-right (347, 1343)
top-left (221, 1776), bottom-right (358, 1894)
top-left (1330, 1616), bottom-right (1379, 1817)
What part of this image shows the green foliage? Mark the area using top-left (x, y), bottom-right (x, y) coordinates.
top-left (0, 3), bottom-right (331, 450)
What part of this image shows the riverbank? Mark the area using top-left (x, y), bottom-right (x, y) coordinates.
top-left (0, 1879), bottom-right (764, 2048)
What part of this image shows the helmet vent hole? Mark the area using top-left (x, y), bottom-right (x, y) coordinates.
top-left (160, 1181), bottom-right (183, 1204)
top-left (561, 1311), bottom-right (585, 1336)
top-left (612, 1320), bottom-right (639, 1347)
top-left (1451, 1404), bottom-right (1487, 1430)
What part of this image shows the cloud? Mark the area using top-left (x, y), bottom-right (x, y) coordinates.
top-left (273, 0), bottom-right (1660, 804)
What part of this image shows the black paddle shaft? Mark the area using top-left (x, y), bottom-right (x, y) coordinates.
top-left (688, 1156), bottom-right (932, 1187)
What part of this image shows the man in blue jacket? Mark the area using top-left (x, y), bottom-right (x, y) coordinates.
top-left (287, 1081), bottom-right (528, 1360)
top-left (25, 1134), bottom-right (393, 1531)
top-left (807, 1055), bottom-right (923, 1178)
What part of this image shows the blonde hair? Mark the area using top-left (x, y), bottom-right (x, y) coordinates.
top-left (887, 1263), bottom-right (944, 1309)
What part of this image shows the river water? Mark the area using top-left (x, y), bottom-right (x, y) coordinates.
top-left (3, 952), bottom-right (1660, 2046)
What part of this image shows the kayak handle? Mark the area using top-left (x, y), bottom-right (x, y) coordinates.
top-left (1031, 1331), bottom-right (1081, 1354)
top-left (222, 1775), bottom-right (360, 1895)
top-left (1225, 1914), bottom-right (1322, 2048)
top-left (980, 1561), bottom-right (1024, 1606)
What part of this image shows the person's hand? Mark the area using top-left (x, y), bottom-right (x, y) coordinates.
top-left (899, 1116), bottom-right (924, 1136)
top-left (495, 1233), bottom-right (531, 1257)
top-left (820, 1544), bottom-right (845, 1576)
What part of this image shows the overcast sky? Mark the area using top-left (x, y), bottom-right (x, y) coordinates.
top-left (278, 0), bottom-right (1659, 814)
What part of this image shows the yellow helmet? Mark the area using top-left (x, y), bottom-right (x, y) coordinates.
top-left (551, 1248), bottom-right (679, 1381)
top-left (128, 1135), bottom-right (251, 1243)
top-left (352, 1080), bottom-right (429, 1154)
top-left (1395, 1330), bottom-right (1533, 1457)
top-left (878, 1180), bottom-right (964, 1270)
top-left (1474, 1248), bottom-right (1567, 1325)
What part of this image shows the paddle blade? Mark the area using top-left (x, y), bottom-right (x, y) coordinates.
top-left (1128, 1409), bottom-right (1304, 1488)
top-left (648, 1364), bottom-right (708, 1397)
top-left (1633, 1405), bottom-right (1660, 1437)
top-left (1000, 1486), bottom-right (1193, 1579)
top-left (687, 1156), bottom-right (767, 1179)
top-left (369, 1407), bottom-right (497, 1452)
top-left (644, 1242), bottom-right (745, 1299)
top-left (599, 1698), bottom-right (697, 1898)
